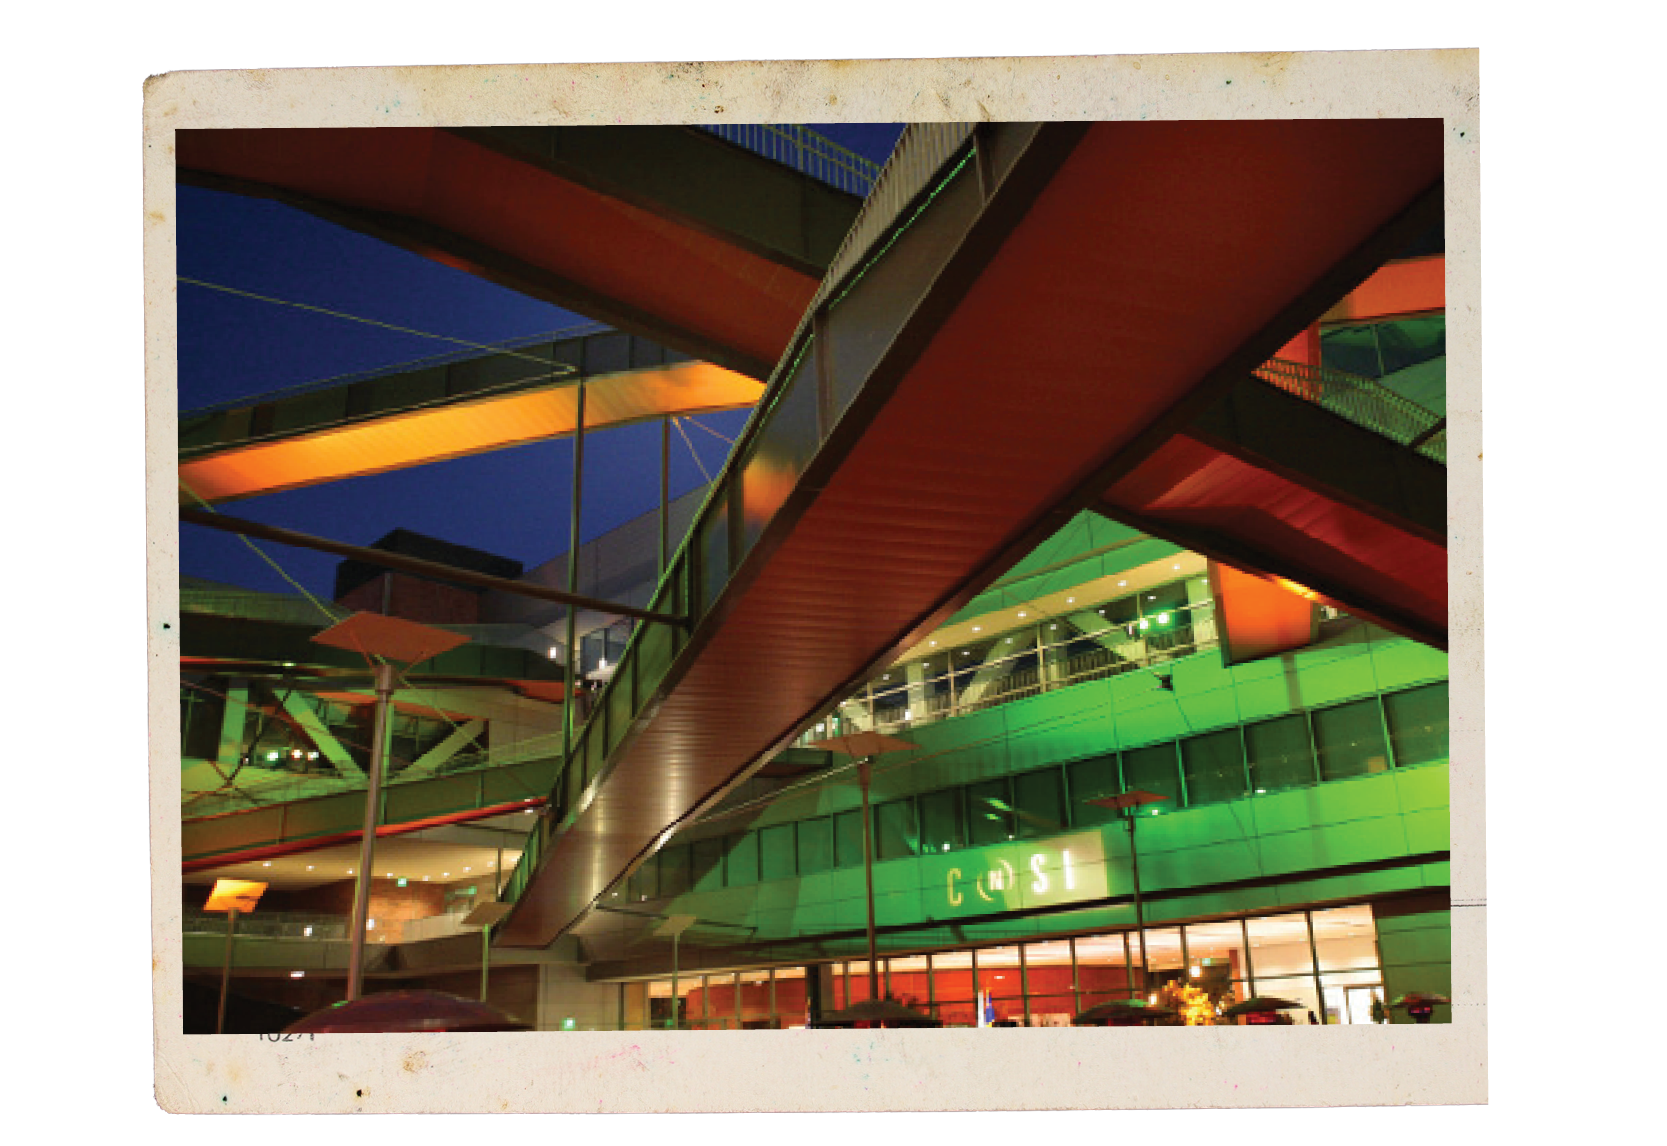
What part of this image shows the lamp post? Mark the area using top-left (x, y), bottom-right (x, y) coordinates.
top-left (310, 611), bottom-right (470, 1003)
top-left (807, 730), bottom-right (918, 1005)
top-left (203, 878), bottom-right (266, 1033)
top-left (1086, 789), bottom-right (1168, 995)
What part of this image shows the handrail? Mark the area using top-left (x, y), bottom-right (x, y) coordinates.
top-left (180, 320), bottom-right (609, 420)
top-left (1252, 357), bottom-right (1446, 464)
top-left (699, 124), bottom-right (883, 197)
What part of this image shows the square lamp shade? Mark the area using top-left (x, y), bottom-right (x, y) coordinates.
top-left (805, 731), bottom-right (918, 758)
top-left (204, 879), bottom-right (267, 913)
top-left (1087, 789), bottom-right (1169, 813)
top-left (311, 611), bottom-right (471, 665)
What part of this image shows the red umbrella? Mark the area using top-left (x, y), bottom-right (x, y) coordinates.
top-left (1073, 999), bottom-right (1178, 1026)
top-left (284, 990), bottom-right (530, 1033)
top-left (816, 998), bottom-right (940, 1028)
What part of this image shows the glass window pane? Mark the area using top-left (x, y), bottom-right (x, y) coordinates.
top-left (1246, 912), bottom-right (1314, 980)
top-left (1013, 767), bottom-right (1066, 838)
top-left (1138, 926), bottom-right (1185, 986)
top-left (1180, 728), bottom-right (1247, 806)
top-left (918, 788), bottom-right (965, 854)
top-left (628, 855), bottom-right (657, 902)
top-left (1066, 754), bottom-right (1122, 827)
top-left (726, 831), bottom-right (758, 887)
top-left (1313, 699), bottom-right (1391, 780)
top-left (930, 950), bottom-right (976, 1026)
top-left (833, 809), bottom-right (866, 869)
top-left (1073, 933), bottom-right (1132, 1010)
top-left (773, 967), bottom-right (808, 1029)
top-left (760, 824), bottom-right (796, 881)
top-left (977, 946), bottom-right (1024, 1002)
top-left (888, 955), bottom-right (931, 1013)
top-left (1384, 682), bottom-right (1449, 768)
top-left (1023, 940), bottom-right (1076, 1025)
top-left (1246, 713), bottom-right (1317, 793)
top-left (796, 817), bottom-right (833, 875)
top-left (1309, 904), bottom-right (1381, 973)
top-left (1240, 975), bottom-right (1322, 1025)
top-left (697, 490), bottom-right (729, 614)
top-left (1122, 742), bottom-right (1182, 808)
top-left (875, 799), bottom-right (918, 861)
top-left (691, 835), bottom-right (726, 892)
top-left (1182, 921), bottom-right (1252, 1010)
top-left (1322, 978), bottom-right (1386, 1026)
top-left (657, 844), bottom-right (690, 897)
top-left (966, 778), bottom-right (1013, 845)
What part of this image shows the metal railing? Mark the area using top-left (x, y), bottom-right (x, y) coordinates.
top-left (802, 598), bottom-right (1218, 744)
top-left (182, 910), bottom-right (350, 941)
top-left (179, 320), bottom-right (608, 421)
top-left (700, 123), bottom-right (883, 197)
top-left (1253, 357), bottom-right (1446, 464)
top-left (810, 122), bottom-right (978, 316)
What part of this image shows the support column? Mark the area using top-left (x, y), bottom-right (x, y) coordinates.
top-left (563, 378), bottom-right (588, 765)
top-left (345, 661), bottom-right (397, 1002)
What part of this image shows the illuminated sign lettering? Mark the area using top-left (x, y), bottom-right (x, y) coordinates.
top-left (941, 834), bottom-right (1105, 914)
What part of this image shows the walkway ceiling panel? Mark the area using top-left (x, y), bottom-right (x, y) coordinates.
top-left (178, 362), bottom-right (762, 502)
top-left (178, 128), bottom-right (821, 377)
top-left (498, 118), bottom-right (1445, 945)
top-left (1100, 435), bottom-right (1447, 645)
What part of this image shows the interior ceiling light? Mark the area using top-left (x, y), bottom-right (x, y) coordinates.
top-left (972, 626), bottom-right (981, 633)
top-left (1018, 611), bottom-right (1026, 618)
top-left (1119, 580), bottom-right (1127, 587)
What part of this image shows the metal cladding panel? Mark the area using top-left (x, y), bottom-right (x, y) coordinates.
top-left (1101, 435), bottom-right (1447, 638)
top-left (179, 363), bottom-right (762, 502)
top-left (177, 128), bottom-right (817, 372)
top-left (497, 118), bottom-right (1445, 946)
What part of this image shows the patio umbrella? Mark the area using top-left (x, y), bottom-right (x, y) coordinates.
top-left (816, 998), bottom-right (940, 1028)
top-left (1072, 999), bottom-right (1178, 1026)
top-left (284, 989), bottom-right (531, 1033)
top-left (1391, 992), bottom-right (1450, 1023)
top-left (1219, 996), bottom-right (1305, 1018)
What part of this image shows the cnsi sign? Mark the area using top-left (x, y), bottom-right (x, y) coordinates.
top-left (940, 831), bottom-right (1108, 916)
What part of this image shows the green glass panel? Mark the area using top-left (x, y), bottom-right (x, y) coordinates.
top-left (918, 788), bottom-right (965, 854)
top-left (796, 817), bottom-right (834, 875)
top-left (725, 832), bottom-right (758, 887)
top-left (1180, 729), bottom-right (1247, 806)
top-left (1383, 682), bottom-right (1449, 767)
top-left (1122, 742), bottom-right (1182, 809)
top-left (1013, 767), bottom-right (1066, 838)
top-left (1313, 698), bottom-right (1391, 780)
top-left (874, 799), bottom-right (919, 861)
top-left (606, 661), bottom-right (633, 752)
top-left (761, 824), bottom-right (797, 881)
top-left (697, 490), bottom-right (729, 615)
top-left (966, 778), bottom-right (1013, 846)
top-left (834, 809), bottom-right (865, 868)
top-left (658, 844), bottom-right (691, 897)
top-left (741, 344), bottom-right (820, 552)
top-left (691, 836), bottom-right (726, 892)
top-left (1066, 755), bottom-right (1122, 827)
top-left (1246, 713), bottom-right (1318, 793)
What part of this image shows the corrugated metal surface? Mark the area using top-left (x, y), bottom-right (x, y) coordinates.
top-left (497, 119), bottom-right (1446, 946)
top-left (178, 128), bottom-right (820, 374)
top-left (1102, 435), bottom-right (1447, 641)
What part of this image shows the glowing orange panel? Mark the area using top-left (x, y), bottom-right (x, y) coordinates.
top-left (179, 362), bottom-right (763, 503)
top-left (204, 878), bottom-right (267, 913)
top-left (1208, 561), bottom-right (1321, 666)
top-left (1321, 255), bottom-right (1444, 324)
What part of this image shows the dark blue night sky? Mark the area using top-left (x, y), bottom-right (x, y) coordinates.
top-left (177, 123), bottom-right (904, 597)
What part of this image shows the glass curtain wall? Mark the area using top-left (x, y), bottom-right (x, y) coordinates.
top-left (628, 904), bottom-right (1390, 1028)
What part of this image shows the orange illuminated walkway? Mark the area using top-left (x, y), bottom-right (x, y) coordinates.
top-left (495, 119), bottom-right (1445, 948)
top-left (177, 127), bottom-right (864, 379)
top-left (178, 328), bottom-right (762, 504)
